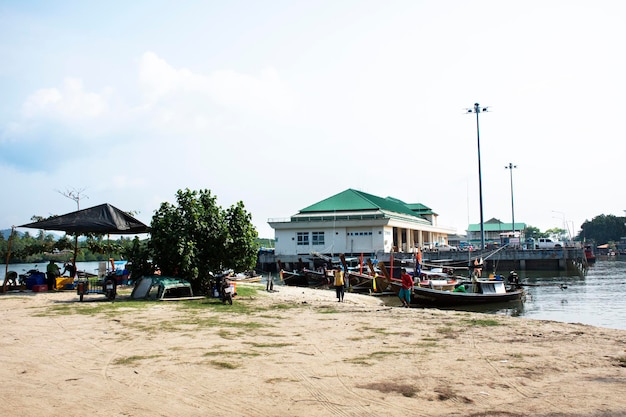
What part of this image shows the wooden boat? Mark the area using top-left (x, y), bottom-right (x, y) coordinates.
top-left (411, 278), bottom-right (524, 307)
top-left (344, 270), bottom-right (390, 293)
top-left (339, 255), bottom-right (390, 293)
top-left (278, 269), bottom-right (308, 287)
top-left (229, 271), bottom-right (263, 283)
top-left (381, 258), bottom-right (523, 307)
top-left (584, 245), bottom-right (596, 264)
top-left (277, 259), bottom-right (308, 287)
top-left (302, 268), bottom-right (331, 288)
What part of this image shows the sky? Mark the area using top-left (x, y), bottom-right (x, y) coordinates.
top-left (1, 0), bottom-right (625, 240)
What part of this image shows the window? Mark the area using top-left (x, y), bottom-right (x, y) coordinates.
top-left (312, 231), bottom-right (325, 246)
top-left (297, 232), bottom-right (309, 246)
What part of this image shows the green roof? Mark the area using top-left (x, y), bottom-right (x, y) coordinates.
top-left (298, 189), bottom-right (429, 220)
top-left (467, 218), bottom-right (526, 232)
top-left (405, 202), bottom-right (436, 215)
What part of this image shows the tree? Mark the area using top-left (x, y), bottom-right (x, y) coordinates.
top-left (545, 228), bottom-right (567, 242)
top-left (225, 201), bottom-right (259, 272)
top-left (523, 226), bottom-right (544, 241)
top-left (150, 189), bottom-right (258, 294)
top-left (578, 214), bottom-right (626, 244)
top-left (122, 236), bottom-right (153, 280)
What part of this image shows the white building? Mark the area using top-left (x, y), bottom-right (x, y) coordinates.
top-left (268, 189), bottom-right (456, 259)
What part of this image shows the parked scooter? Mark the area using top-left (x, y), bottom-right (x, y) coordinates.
top-left (220, 276), bottom-right (233, 305)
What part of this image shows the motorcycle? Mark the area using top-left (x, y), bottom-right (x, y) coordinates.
top-left (220, 277), bottom-right (233, 305)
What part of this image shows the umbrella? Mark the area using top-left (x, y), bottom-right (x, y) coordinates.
top-left (20, 203), bottom-right (150, 234)
top-left (20, 203), bottom-right (150, 270)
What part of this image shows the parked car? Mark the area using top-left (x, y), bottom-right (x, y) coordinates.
top-left (534, 238), bottom-right (563, 249)
top-left (458, 242), bottom-right (473, 251)
top-left (435, 244), bottom-right (458, 252)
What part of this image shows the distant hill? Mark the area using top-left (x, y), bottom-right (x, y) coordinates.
top-left (1, 229), bottom-right (21, 239)
top-left (2, 228), bottom-right (272, 243)
top-left (1, 229), bottom-right (64, 240)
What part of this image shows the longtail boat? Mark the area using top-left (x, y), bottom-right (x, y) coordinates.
top-left (339, 254), bottom-right (390, 293)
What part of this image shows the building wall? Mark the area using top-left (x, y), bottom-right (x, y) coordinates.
top-left (271, 213), bottom-right (456, 257)
top-left (274, 225), bottom-right (389, 256)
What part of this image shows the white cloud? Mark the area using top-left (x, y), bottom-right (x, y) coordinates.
top-left (22, 77), bottom-right (109, 121)
top-left (137, 51), bottom-right (294, 121)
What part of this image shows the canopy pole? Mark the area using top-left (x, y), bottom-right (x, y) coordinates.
top-left (73, 235), bottom-right (79, 277)
top-left (3, 226), bottom-right (16, 292)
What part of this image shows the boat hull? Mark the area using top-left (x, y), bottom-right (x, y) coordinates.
top-left (280, 271), bottom-right (308, 287)
top-left (412, 285), bottom-right (524, 307)
top-left (345, 271), bottom-right (390, 293)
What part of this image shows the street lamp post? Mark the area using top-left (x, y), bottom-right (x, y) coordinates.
top-left (467, 103), bottom-right (489, 250)
top-left (505, 163), bottom-right (517, 236)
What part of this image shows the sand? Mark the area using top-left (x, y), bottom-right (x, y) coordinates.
top-left (0, 284), bottom-right (625, 417)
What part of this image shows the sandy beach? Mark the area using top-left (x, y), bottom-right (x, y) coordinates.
top-left (1, 283), bottom-right (625, 417)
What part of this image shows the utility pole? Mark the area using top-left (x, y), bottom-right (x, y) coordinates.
top-left (505, 163), bottom-right (517, 236)
top-left (466, 103), bottom-right (489, 250)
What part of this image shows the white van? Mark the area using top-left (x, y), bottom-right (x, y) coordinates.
top-left (535, 238), bottom-right (563, 249)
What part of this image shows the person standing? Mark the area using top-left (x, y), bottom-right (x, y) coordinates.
top-left (415, 248), bottom-right (423, 277)
top-left (334, 268), bottom-right (345, 302)
top-left (62, 260), bottom-right (76, 278)
top-left (473, 258), bottom-right (483, 278)
top-left (46, 260), bottom-right (61, 291)
top-left (399, 268), bottom-right (413, 308)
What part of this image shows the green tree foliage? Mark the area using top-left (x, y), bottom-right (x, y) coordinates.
top-left (523, 226), bottom-right (545, 240)
top-left (545, 227), bottom-right (568, 241)
top-left (121, 236), bottom-right (153, 279)
top-left (578, 214), bottom-right (626, 244)
top-left (150, 189), bottom-right (258, 294)
top-left (225, 201), bottom-right (259, 272)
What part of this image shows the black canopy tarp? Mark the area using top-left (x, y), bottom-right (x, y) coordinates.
top-left (19, 203), bottom-right (149, 278)
top-left (20, 203), bottom-right (150, 234)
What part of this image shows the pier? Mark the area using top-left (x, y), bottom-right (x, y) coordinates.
top-left (419, 247), bottom-right (587, 273)
top-left (257, 247), bottom-right (587, 274)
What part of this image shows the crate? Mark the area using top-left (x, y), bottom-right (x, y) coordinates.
top-left (55, 277), bottom-right (74, 290)
top-left (26, 273), bottom-right (46, 290)
top-left (32, 284), bottom-right (48, 292)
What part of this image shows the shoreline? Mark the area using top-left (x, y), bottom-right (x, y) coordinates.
top-left (0, 284), bottom-right (625, 416)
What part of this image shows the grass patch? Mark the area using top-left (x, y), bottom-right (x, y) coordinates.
top-left (203, 351), bottom-right (261, 358)
top-left (616, 356), bottom-right (626, 367)
top-left (244, 342), bottom-right (293, 348)
top-left (347, 335), bottom-right (376, 341)
top-left (348, 349), bottom-right (414, 365)
top-left (208, 360), bottom-right (240, 369)
top-left (461, 318), bottom-right (502, 327)
top-left (35, 298), bottom-right (158, 317)
top-left (317, 306), bottom-right (340, 314)
top-left (266, 377), bottom-right (297, 384)
top-left (434, 385), bottom-right (473, 403)
top-left (272, 303), bottom-right (300, 310)
top-left (435, 325), bottom-right (461, 339)
top-left (358, 381), bottom-right (418, 398)
top-left (112, 354), bottom-right (162, 365)
top-left (415, 341), bottom-right (439, 348)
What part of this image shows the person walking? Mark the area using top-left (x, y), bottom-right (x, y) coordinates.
top-left (399, 268), bottom-right (413, 308)
top-left (334, 268), bottom-right (345, 302)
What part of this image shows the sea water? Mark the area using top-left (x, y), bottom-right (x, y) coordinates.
top-left (2, 261), bottom-right (625, 331)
